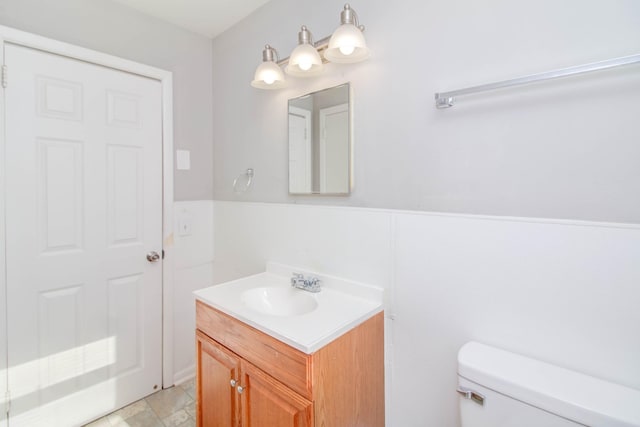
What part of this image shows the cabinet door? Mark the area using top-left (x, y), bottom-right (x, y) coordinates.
top-left (196, 331), bottom-right (241, 427)
top-left (240, 360), bottom-right (313, 427)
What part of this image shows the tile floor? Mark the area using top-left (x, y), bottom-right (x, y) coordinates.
top-left (84, 379), bottom-right (196, 427)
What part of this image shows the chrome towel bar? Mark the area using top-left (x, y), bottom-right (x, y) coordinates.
top-left (435, 53), bottom-right (640, 109)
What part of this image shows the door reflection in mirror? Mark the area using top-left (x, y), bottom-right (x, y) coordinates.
top-left (288, 83), bottom-right (351, 195)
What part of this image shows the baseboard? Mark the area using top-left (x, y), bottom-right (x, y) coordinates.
top-left (172, 364), bottom-right (195, 387)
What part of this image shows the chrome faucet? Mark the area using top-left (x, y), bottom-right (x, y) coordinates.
top-left (290, 273), bottom-right (322, 293)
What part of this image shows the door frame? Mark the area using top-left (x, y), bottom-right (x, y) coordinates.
top-left (0, 25), bottom-right (176, 389)
top-left (288, 106), bottom-right (312, 193)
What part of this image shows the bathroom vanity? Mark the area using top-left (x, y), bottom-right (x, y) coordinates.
top-left (194, 264), bottom-right (384, 427)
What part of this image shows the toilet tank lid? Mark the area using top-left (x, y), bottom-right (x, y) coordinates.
top-left (458, 342), bottom-right (640, 427)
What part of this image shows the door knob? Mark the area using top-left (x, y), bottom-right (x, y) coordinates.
top-left (146, 251), bottom-right (161, 262)
top-left (237, 386), bottom-right (244, 394)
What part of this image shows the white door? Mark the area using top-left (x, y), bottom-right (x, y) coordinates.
top-left (288, 106), bottom-right (312, 193)
top-left (319, 103), bottom-right (349, 193)
top-left (4, 43), bottom-right (163, 426)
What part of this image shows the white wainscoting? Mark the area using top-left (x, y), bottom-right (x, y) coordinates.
top-left (211, 200), bottom-right (640, 427)
top-left (172, 200), bottom-right (214, 385)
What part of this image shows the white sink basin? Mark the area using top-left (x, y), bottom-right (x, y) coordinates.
top-left (241, 286), bottom-right (318, 316)
top-left (194, 263), bottom-right (384, 353)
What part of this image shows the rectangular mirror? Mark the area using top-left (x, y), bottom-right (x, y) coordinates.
top-left (288, 83), bottom-right (351, 195)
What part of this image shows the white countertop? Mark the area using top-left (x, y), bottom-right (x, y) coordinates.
top-left (194, 263), bottom-right (384, 354)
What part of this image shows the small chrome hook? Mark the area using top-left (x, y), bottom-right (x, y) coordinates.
top-left (233, 168), bottom-right (254, 193)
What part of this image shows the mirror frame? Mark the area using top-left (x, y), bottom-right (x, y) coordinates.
top-left (288, 83), bottom-right (352, 196)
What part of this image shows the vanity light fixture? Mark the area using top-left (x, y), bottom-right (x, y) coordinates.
top-left (251, 45), bottom-right (286, 89)
top-left (250, 3), bottom-right (369, 89)
top-left (285, 26), bottom-right (324, 77)
top-left (324, 4), bottom-right (370, 63)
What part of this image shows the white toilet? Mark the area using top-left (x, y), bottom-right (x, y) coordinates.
top-left (457, 342), bottom-right (640, 427)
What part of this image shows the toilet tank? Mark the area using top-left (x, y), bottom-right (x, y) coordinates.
top-left (457, 342), bottom-right (640, 427)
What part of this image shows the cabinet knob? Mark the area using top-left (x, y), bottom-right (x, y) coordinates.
top-left (230, 379), bottom-right (237, 388)
top-left (237, 386), bottom-right (245, 394)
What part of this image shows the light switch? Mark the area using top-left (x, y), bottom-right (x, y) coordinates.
top-left (176, 149), bottom-right (191, 170)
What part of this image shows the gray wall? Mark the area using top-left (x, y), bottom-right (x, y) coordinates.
top-left (212, 0), bottom-right (640, 223)
top-left (0, 0), bottom-right (214, 200)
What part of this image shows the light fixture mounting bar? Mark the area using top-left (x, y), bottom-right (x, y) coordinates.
top-left (434, 53), bottom-right (640, 109)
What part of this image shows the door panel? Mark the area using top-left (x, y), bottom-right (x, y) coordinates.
top-left (241, 360), bottom-right (313, 427)
top-left (4, 43), bottom-right (162, 426)
top-left (319, 103), bottom-right (349, 193)
top-left (196, 331), bottom-right (241, 427)
top-left (107, 145), bottom-right (143, 246)
top-left (38, 138), bottom-right (84, 253)
top-left (107, 274), bottom-right (144, 377)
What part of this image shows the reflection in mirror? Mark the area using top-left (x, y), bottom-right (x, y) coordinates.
top-left (288, 83), bottom-right (351, 195)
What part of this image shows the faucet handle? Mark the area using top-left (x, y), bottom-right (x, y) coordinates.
top-left (305, 276), bottom-right (321, 291)
top-left (291, 272), bottom-right (304, 286)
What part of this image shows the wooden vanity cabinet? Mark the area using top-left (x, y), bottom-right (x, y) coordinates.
top-left (195, 300), bottom-right (384, 427)
top-left (196, 331), bottom-right (312, 427)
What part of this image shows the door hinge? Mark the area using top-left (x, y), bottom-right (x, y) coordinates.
top-left (5, 390), bottom-right (10, 416)
top-left (162, 249), bottom-right (165, 259)
top-left (1, 65), bottom-right (7, 88)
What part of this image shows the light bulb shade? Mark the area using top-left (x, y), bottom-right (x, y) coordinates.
top-left (285, 43), bottom-right (324, 77)
top-left (324, 23), bottom-right (370, 63)
top-left (251, 61), bottom-right (286, 89)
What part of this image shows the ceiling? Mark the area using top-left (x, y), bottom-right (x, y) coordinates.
top-left (110, 0), bottom-right (271, 39)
